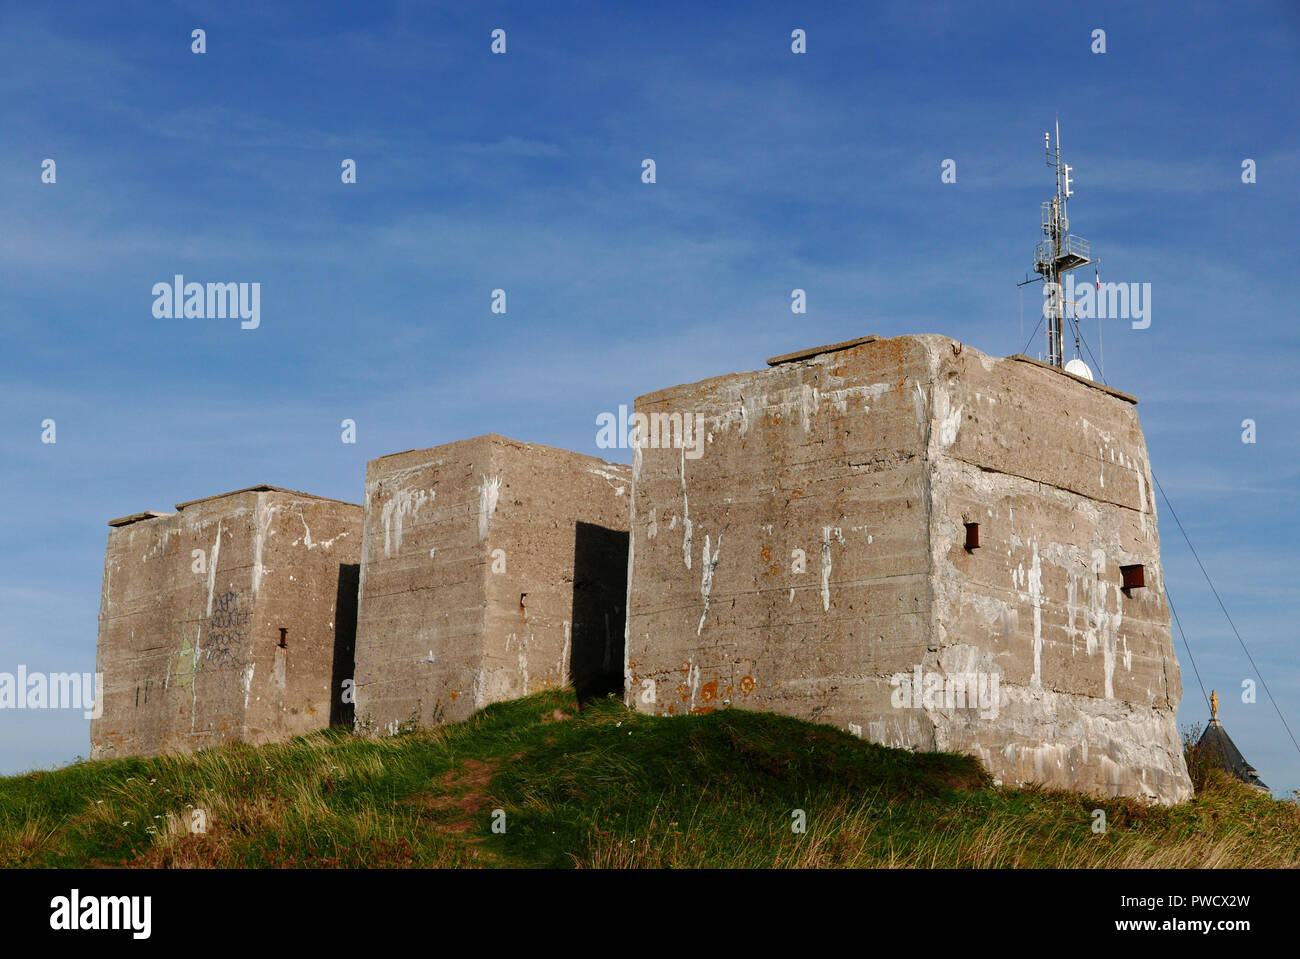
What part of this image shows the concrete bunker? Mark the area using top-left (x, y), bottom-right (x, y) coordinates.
top-left (352, 435), bottom-right (630, 733)
top-left (623, 333), bottom-right (1193, 804)
top-left (91, 485), bottom-right (362, 759)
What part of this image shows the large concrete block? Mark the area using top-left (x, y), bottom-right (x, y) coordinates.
top-left (625, 334), bottom-right (1193, 804)
top-left (91, 486), bottom-right (362, 759)
top-left (352, 435), bottom-right (630, 733)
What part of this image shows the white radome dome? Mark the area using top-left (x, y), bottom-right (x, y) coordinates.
top-left (1064, 358), bottom-right (1094, 381)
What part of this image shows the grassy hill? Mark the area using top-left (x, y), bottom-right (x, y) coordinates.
top-left (2, 690), bottom-right (1297, 868)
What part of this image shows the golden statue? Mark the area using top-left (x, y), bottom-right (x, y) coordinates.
top-left (1210, 689), bottom-right (1219, 721)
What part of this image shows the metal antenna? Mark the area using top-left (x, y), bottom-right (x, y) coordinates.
top-left (1031, 119), bottom-right (1092, 368)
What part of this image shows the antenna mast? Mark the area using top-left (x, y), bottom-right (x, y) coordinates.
top-left (1032, 120), bottom-right (1092, 368)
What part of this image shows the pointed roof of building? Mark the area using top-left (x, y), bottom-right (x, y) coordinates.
top-left (1195, 691), bottom-right (1268, 791)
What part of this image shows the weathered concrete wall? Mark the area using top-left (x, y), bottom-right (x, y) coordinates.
top-left (925, 348), bottom-right (1185, 801)
top-left (240, 491), bottom-right (362, 743)
top-left (91, 486), bottom-right (362, 759)
top-left (353, 435), bottom-right (630, 734)
top-left (480, 439), bottom-right (631, 710)
top-left (352, 437), bottom-right (495, 732)
top-left (625, 334), bottom-right (1192, 804)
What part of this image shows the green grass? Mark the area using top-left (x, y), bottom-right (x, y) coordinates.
top-left (1, 690), bottom-right (1296, 867)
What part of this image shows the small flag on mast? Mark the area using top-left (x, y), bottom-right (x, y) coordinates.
top-left (1095, 266), bottom-right (1101, 291)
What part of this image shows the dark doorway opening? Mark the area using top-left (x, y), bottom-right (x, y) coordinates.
top-left (569, 521), bottom-right (629, 703)
top-left (331, 563), bottom-right (360, 727)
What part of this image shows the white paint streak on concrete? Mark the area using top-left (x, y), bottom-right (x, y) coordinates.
top-left (822, 382), bottom-right (891, 414)
top-left (713, 381), bottom-right (893, 435)
top-left (1081, 417), bottom-right (1116, 446)
top-left (559, 621), bottom-right (571, 682)
top-left (912, 380), bottom-right (927, 429)
top-left (697, 534), bottom-right (721, 635)
top-left (1028, 542), bottom-right (1043, 687)
top-left (205, 520), bottom-right (222, 616)
top-left (252, 503), bottom-right (276, 597)
top-left (586, 467), bottom-right (627, 497)
top-left (790, 381), bottom-right (898, 430)
top-left (294, 508), bottom-right (348, 550)
top-left (935, 384), bottom-right (963, 447)
top-left (243, 663), bottom-right (255, 709)
top-left (477, 476), bottom-right (500, 542)
top-left (1066, 575), bottom-right (1078, 654)
top-left (800, 384), bottom-right (818, 432)
top-left (190, 631), bottom-right (202, 733)
top-left (471, 667), bottom-right (484, 710)
top-left (1086, 550), bottom-right (1107, 657)
top-left (1102, 584), bottom-right (1124, 699)
top-left (381, 487), bottom-right (434, 557)
top-left (820, 527), bottom-right (833, 612)
top-left (686, 661), bottom-right (700, 712)
top-left (1102, 616), bottom-right (1116, 698)
top-left (680, 446), bottom-right (693, 570)
top-left (1136, 470), bottom-right (1148, 534)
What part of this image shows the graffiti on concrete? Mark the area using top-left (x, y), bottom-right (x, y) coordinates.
top-left (205, 590), bottom-right (250, 670)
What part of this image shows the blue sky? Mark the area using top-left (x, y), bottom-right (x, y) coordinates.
top-left (2, 0), bottom-right (1297, 794)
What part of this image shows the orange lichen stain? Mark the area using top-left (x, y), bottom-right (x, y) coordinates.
top-left (690, 706), bottom-right (716, 715)
top-left (667, 705), bottom-right (676, 715)
top-left (449, 690), bottom-right (459, 702)
top-left (677, 684), bottom-right (690, 702)
top-left (790, 489), bottom-right (803, 498)
top-left (761, 546), bottom-right (772, 563)
top-left (771, 564), bottom-right (780, 576)
top-left (700, 680), bottom-right (718, 702)
top-left (680, 661), bottom-right (691, 673)
top-left (628, 659), bottom-right (637, 670)
top-left (740, 675), bottom-right (756, 696)
top-left (726, 685), bottom-right (734, 697)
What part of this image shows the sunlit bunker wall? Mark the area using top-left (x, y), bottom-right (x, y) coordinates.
top-left (624, 334), bottom-right (1193, 805)
top-left (91, 486), bottom-right (361, 759)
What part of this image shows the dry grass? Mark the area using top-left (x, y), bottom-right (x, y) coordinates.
top-left (2, 692), bottom-right (1296, 869)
